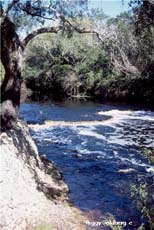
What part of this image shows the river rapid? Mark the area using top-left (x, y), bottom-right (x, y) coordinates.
top-left (20, 101), bottom-right (154, 229)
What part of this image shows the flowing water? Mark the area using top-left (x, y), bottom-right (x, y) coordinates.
top-left (20, 101), bottom-right (154, 229)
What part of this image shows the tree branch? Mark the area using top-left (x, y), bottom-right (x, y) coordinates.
top-left (45, 5), bottom-right (104, 42)
top-left (21, 3), bottom-right (105, 48)
top-left (18, 4), bottom-right (56, 21)
top-left (22, 26), bottom-right (62, 47)
top-left (22, 24), bottom-right (105, 49)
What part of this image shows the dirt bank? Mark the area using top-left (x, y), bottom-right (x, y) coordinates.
top-left (0, 120), bottom-right (85, 230)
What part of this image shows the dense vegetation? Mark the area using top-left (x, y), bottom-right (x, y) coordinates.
top-left (1, 1), bottom-right (154, 130)
top-left (22, 2), bottom-right (154, 107)
top-left (0, 0), bottom-right (96, 128)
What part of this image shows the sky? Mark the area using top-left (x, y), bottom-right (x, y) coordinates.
top-left (88, 0), bottom-right (131, 17)
top-left (2, 0), bottom-right (131, 18)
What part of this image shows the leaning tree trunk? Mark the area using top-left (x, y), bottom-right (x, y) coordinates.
top-left (1, 16), bottom-right (23, 129)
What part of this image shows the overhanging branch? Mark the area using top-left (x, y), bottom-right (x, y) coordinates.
top-left (22, 25), bottom-right (104, 48)
top-left (21, 2), bottom-right (105, 48)
top-left (22, 26), bottom-right (62, 47)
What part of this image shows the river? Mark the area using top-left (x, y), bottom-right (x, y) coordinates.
top-left (20, 101), bottom-right (154, 229)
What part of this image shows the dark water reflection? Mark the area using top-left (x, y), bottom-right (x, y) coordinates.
top-left (20, 101), bottom-right (154, 229)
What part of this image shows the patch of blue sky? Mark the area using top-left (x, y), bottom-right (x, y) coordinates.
top-left (88, 0), bottom-right (131, 17)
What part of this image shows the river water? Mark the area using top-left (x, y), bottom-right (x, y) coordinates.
top-left (20, 101), bottom-right (154, 229)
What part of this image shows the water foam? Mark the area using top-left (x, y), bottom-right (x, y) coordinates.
top-left (78, 128), bottom-right (106, 142)
top-left (117, 155), bottom-right (154, 174)
top-left (29, 109), bottom-right (154, 133)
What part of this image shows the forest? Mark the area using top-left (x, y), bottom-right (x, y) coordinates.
top-left (21, 1), bottom-right (154, 107)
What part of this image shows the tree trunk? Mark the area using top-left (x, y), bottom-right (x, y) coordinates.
top-left (0, 17), bottom-right (23, 129)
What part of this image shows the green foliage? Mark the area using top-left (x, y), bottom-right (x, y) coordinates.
top-left (142, 148), bottom-right (154, 164)
top-left (23, 24), bottom-right (113, 97)
top-left (22, 4), bottom-right (154, 105)
top-left (131, 178), bottom-right (154, 230)
top-left (132, 0), bottom-right (154, 73)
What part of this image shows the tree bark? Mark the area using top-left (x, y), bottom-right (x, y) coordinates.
top-left (0, 16), bottom-right (23, 129)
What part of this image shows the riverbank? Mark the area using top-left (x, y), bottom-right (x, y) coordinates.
top-left (23, 76), bottom-right (154, 110)
top-left (0, 120), bottom-right (85, 230)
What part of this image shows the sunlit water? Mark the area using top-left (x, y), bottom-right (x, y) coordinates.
top-left (20, 101), bottom-right (154, 229)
